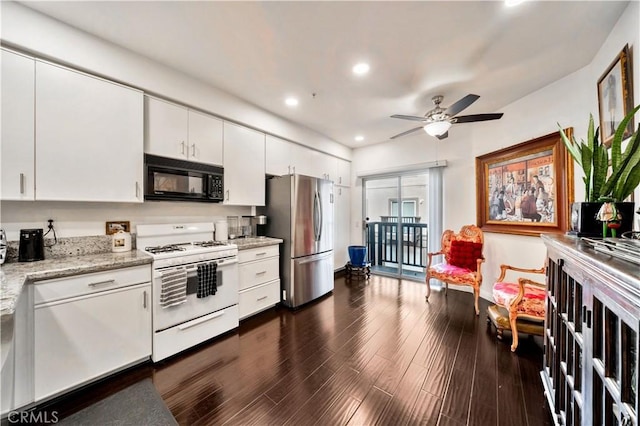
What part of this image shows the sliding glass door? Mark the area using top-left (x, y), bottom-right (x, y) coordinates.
top-left (363, 171), bottom-right (437, 280)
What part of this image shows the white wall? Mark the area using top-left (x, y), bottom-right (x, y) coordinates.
top-left (0, 2), bottom-right (352, 240)
top-left (352, 0), bottom-right (640, 300)
top-left (0, 201), bottom-right (250, 241)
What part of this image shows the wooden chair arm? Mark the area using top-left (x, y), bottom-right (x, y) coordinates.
top-left (519, 278), bottom-right (545, 288)
top-left (510, 277), bottom-right (545, 310)
top-left (426, 250), bottom-right (444, 269)
top-left (497, 264), bottom-right (546, 282)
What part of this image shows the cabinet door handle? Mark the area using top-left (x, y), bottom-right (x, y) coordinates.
top-left (582, 305), bottom-right (587, 322)
top-left (135, 181), bottom-right (140, 198)
top-left (256, 271), bottom-right (267, 275)
top-left (225, 190), bottom-right (230, 201)
top-left (88, 279), bottom-right (116, 288)
top-left (181, 141), bottom-right (186, 155)
top-left (255, 252), bottom-right (267, 256)
top-left (586, 309), bottom-right (592, 328)
top-left (191, 143), bottom-right (196, 157)
top-left (19, 173), bottom-right (25, 194)
top-left (143, 290), bottom-right (148, 309)
top-left (339, 176), bottom-right (342, 184)
top-left (257, 296), bottom-right (268, 301)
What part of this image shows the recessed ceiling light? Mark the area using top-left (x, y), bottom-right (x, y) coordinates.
top-left (285, 97), bottom-right (299, 107)
top-left (355, 135), bottom-right (364, 142)
top-left (505, 0), bottom-right (525, 6)
top-left (352, 63), bottom-right (370, 75)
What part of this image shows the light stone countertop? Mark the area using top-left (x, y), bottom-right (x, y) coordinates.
top-left (0, 250), bottom-right (153, 318)
top-left (230, 237), bottom-right (283, 250)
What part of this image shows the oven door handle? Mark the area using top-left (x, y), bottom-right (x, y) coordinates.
top-left (158, 258), bottom-right (238, 274)
top-left (177, 310), bottom-right (226, 330)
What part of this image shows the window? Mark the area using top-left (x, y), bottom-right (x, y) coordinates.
top-left (389, 198), bottom-right (418, 218)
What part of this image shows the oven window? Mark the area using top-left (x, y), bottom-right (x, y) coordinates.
top-left (186, 269), bottom-right (223, 295)
top-left (153, 172), bottom-right (203, 194)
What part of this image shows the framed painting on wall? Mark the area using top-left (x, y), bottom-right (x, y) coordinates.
top-left (476, 130), bottom-right (574, 236)
top-left (597, 43), bottom-right (634, 146)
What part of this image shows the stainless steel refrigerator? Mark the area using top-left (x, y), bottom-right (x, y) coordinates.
top-left (265, 174), bottom-right (334, 308)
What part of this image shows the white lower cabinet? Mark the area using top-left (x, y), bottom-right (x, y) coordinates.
top-left (238, 245), bottom-right (280, 319)
top-left (33, 266), bottom-right (151, 402)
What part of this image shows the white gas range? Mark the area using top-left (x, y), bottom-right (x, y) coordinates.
top-left (137, 223), bottom-right (239, 362)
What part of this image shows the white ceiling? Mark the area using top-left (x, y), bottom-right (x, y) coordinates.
top-left (21, 1), bottom-right (628, 148)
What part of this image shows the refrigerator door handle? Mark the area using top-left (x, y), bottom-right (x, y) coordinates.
top-left (317, 190), bottom-right (323, 241)
top-left (313, 190), bottom-right (322, 242)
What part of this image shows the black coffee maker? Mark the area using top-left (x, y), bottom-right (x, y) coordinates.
top-left (19, 228), bottom-right (45, 262)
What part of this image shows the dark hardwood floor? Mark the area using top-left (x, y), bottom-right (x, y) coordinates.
top-left (41, 275), bottom-right (552, 425)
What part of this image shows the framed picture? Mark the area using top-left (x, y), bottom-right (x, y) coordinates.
top-left (476, 130), bottom-right (574, 236)
top-left (105, 221), bottom-right (130, 235)
top-left (597, 44), bottom-right (634, 146)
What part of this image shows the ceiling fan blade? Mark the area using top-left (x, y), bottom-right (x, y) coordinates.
top-left (390, 126), bottom-right (424, 139)
top-left (454, 113), bottom-right (504, 123)
top-left (391, 114), bottom-right (427, 122)
top-left (445, 94), bottom-right (480, 116)
top-left (436, 131), bottom-right (449, 140)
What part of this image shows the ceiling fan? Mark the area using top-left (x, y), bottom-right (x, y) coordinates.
top-left (390, 94), bottom-right (503, 140)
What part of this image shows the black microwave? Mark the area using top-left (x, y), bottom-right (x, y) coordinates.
top-left (144, 154), bottom-right (224, 202)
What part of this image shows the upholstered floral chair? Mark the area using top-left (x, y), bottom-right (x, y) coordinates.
top-left (425, 225), bottom-right (485, 315)
top-left (487, 264), bottom-right (546, 352)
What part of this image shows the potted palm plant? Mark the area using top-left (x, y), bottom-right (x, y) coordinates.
top-left (559, 104), bottom-right (640, 237)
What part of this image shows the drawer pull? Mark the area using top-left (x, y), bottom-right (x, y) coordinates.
top-left (88, 279), bottom-right (116, 288)
top-left (257, 296), bottom-right (268, 301)
top-left (178, 310), bottom-right (225, 330)
top-left (255, 252), bottom-right (267, 256)
top-left (256, 271), bottom-right (267, 275)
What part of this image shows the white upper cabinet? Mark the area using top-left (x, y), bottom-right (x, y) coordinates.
top-left (144, 96), bottom-right (188, 159)
top-left (265, 135), bottom-right (291, 176)
top-left (323, 153), bottom-right (338, 182)
top-left (145, 96), bottom-right (223, 165)
top-left (265, 136), bottom-right (346, 184)
top-left (35, 60), bottom-right (144, 202)
top-left (336, 158), bottom-right (351, 187)
top-left (1, 49), bottom-right (35, 200)
top-left (288, 143), bottom-right (308, 175)
top-left (303, 150), bottom-right (337, 182)
top-left (223, 122), bottom-right (265, 206)
top-left (188, 109), bottom-right (223, 165)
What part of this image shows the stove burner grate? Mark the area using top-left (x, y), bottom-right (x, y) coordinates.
top-left (145, 245), bottom-right (186, 254)
top-left (193, 240), bottom-right (228, 248)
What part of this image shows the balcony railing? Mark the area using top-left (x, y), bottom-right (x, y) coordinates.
top-left (366, 220), bottom-right (428, 268)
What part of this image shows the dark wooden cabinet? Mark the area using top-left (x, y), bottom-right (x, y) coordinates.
top-left (542, 234), bottom-right (639, 426)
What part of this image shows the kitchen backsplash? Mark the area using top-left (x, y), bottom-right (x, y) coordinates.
top-left (4, 234), bottom-right (136, 263)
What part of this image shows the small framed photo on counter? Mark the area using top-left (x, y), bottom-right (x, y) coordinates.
top-left (105, 221), bottom-right (130, 235)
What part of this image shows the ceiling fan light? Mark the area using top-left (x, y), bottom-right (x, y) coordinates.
top-left (423, 121), bottom-right (451, 137)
